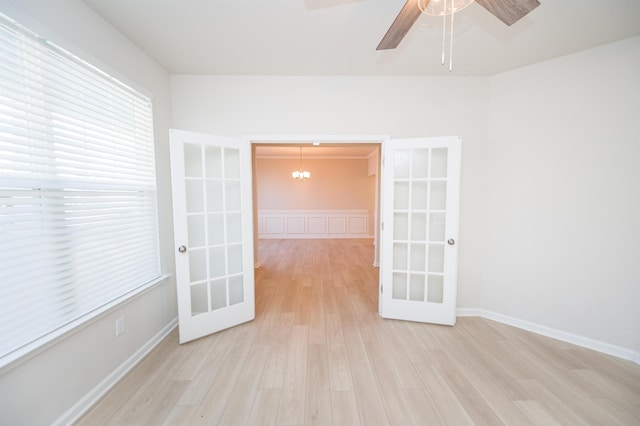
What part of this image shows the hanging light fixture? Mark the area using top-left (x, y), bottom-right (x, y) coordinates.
top-left (291, 146), bottom-right (310, 180)
top-left (417, 0), bottom-right (474, 71)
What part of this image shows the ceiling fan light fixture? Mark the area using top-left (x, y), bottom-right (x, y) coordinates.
top-left (418, 0), bottom-right (475, 16)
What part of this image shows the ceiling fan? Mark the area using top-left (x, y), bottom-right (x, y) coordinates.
top-left (377, 0), bottom-right (541, 50)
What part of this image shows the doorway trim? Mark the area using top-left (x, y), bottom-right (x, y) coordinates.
top-left (247, 133), bottom-right (388, 309)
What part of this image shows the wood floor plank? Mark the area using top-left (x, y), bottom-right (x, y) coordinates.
top-left (414, 361), bottom-right (475, 425)
top-left (343, 321), bottom-right (390, 426)
top-left (327, 343), bottom-right (353, 392)
top-left (248, 389), bottom-right (281, 426)
top-left (176, 326), bottom-right (240, 405)
top-left (276, 325), bottom-right (309, 425)
top-left (308, 292), bottom-right (326, 345)
top-left (330, 391), bottom-right (360, 425)
top-left (260, 313), bottom-right (294, 389)
top-left (219, 344), bottom-right (270, 425)
top-left (191, 324), bottom-right (259, 424)
top-left (404, 389), bottom-right (446, 426)
top-left (324, 313), bottom-right (345, 345)
top-left (305, 344), bottom-right (332, 426)
top-left (513, 400), bottom-right (563, 425)
top-left (374, 319), bottom-right (424, 390)
top-left (75, 239), bottom-right (640, 426)
top-left (428, 349), bottom-right (505, 425)
top-left (365, 341), bottom-right (419, 425)
top-left (161, 404), bottom-right (199, 426)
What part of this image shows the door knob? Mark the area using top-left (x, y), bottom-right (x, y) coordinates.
top-left (447, 239), bottom-right (455, 246)
top-left (178, 245), bottom-right (187, 253)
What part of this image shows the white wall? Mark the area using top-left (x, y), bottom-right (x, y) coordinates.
top-left (484, 36), bottom-right (640, 354)
top-left (171, 42), bottom-right (640, 357)
top-left (0, 1), bottom-right (176, 425)
top-left (171, 75), bottom-right (491, 309)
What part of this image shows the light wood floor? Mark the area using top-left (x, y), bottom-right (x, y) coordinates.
top-left (78, 239), bottom-right (640, 425)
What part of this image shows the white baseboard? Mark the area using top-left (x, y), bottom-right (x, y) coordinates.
top-left (54, 317), bottom-right (179, 426)
top-left (457, 308), bottom-right (640, 365)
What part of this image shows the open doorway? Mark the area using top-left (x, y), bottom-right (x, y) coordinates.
top-left (250, 137), bottom-right (385, 268)
top-left (250, 136), bottom-right (384, 314)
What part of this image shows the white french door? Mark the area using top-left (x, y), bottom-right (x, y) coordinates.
top-left (380, 136), bottom-right (461, 325)
top-left (169, 129), bottom-right (254, 343)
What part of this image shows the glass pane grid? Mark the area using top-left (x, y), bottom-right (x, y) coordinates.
top-left (188, 145), bottom-right (245, 316)
top-left (391, 146), bottom-right (451, 305)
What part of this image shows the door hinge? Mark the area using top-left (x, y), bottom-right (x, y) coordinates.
top-left (380, 285), bottom-right (383, 294)
top-left (381, 222), bottom-right (384, 231)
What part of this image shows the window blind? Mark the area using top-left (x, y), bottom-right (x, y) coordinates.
top-left (0, 13), bottom-right (161, 364)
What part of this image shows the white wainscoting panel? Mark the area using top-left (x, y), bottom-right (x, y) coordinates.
top-left (349, 216), bottom-right (367, 234)
top-left (286, 217), bottom-right (305, 234)
top-left (258, 210), bottom-right (370, 239)
top-left (307, 216), bottom-right (326, 234)
top-left (327, 216), bottom-right (346, 234)
top-left (264, 217), bottom-right (285, 235)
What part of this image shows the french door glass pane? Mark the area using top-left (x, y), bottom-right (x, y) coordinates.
top-left (394, 182), bottom-right (410, 209)
top-left (427, 275), bottom-right (444, 303)
top-left (210, 279), bottom-right (227, 311)
top-left (430, 181), bottom-right (447, 210)
top-left (391, 146), bottom-right (449, 306)
top-left (225, 148), bottom-right (241, 179)
top-left (431, 148), bottom-right (448, 178)
top-left (185, 144), bottom-right (202, 178)
top-left (184, 143), bottom-right (245, 318)
top-left (189, 249), bottom-right (206, 282)
top-left (227, 213), bottom-right (243, 243)
top-left (191, 283), bottom-right (207, 315)
top-left (411, 181), bottom-right (428, 210)
top-left (392, 273), bottom-right (407, 300)
top-left (429, 213), bottom-right (446, 242)
top-left (188, 215), bottom-right (206, 247)
top-left (186, 181), bottom-right (204, 213)
top-left (410, 243), bottom-right (426, 270)
top-left (411, 213), bottom-right (427, 241)
top-left (226, 181), bottom-right (242, 211)
top-left (229, 276), bottom-right (244, 305)
top-left (394, 150), bottom-right (410, 179)
top-left (428, 244), bottom-right (445, 273)
top-left (227, 244), bottom-right (243, 274)
top-left (207, 214), bottom-right (225, 244)
top-left (393, 243), bottom-right (408, 269)
top-left (409, 274), bottom-right (425, 301)
top-left (209, 247), bottom-right (226, 277)
top-left (205, 147), bottom-right (222, 178)
top-left (411, 149), bottom-right (429, 178)
top-left (393, 213), bottom-right (409, 240)
top-left (207, 181), bottom-right (224, 212)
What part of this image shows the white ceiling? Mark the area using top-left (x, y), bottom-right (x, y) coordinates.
top-left (83, 0), bottom-right (640, 76)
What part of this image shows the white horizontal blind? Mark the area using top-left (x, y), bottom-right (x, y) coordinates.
top-left (0, 14), bottom-right (161, 363)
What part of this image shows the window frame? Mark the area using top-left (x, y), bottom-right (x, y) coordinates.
top-left (0, 10), bottom-right (166, 370)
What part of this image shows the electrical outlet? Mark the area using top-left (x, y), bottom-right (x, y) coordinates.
top-left (115, 317), bottom-right (126, 336)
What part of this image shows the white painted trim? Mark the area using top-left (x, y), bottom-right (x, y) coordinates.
top-left (456, 308), bottom-right (640, 365)
top-left (53, 318), bottom-right (178, 426)
top-left (258, 209), bottom-right (372, 239)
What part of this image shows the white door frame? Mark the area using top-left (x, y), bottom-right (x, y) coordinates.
top-left (248, 133), bottom-right (388, 311)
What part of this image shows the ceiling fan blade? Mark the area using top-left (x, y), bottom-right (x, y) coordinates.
top-left (474, 0), bottom-right (540, 26)
top-left (376, 0), bottom-right (424, 50)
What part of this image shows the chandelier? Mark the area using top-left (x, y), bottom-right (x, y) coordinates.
top-left (291, 146), bottom-right (310, 180)
top-left (417, 0), bottom-right (474, 71)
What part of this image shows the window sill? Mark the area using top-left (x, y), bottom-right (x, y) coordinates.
top-left (0, 274), bottom-right (172, 374)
